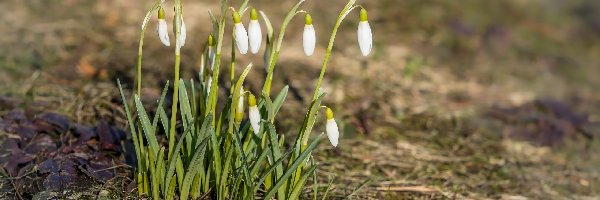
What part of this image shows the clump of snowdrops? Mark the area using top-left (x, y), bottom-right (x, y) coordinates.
top-left (118, 0), bottom-right (372, 199)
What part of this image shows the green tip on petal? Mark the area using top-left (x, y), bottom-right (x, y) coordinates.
top-left (359, 8), bottom-right (368, 22)
top-left (248, 93), bottom-right (256, 106)
top-left (326, 108), bottom-right (334, 120)
top-left (250, 8), bottom-right (258, 20)
top-left (305, 14), bottom-right (313, 25)
top-left (233, 12), bottom-right (242, 24)
top-left (208, 34), bottom-right (215, 46)
top-left (158, 7), bottom-right (166, 19)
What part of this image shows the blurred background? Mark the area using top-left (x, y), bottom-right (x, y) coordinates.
top-left (1, 0), bottom-right (600, 198)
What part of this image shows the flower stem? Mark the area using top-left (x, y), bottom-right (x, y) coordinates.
top-left (312, 0), bottom-right (357, 101)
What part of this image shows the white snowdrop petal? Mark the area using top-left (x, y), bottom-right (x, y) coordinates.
top-left (207, 47), bottom-right (216, 70)
top-left (326, 119), bottom-right (339, 147)
top-left (158, 19), bottom-right (170, 46)
top-left (249, 106), bottom-right (261, 133)
top-left (357, 21), bottom-right (372, 56)
top-left (303, 25), bottom-right (316, 56)
top-left (234, 23), bottom-right (249, 54)
top-left (179, 18), bottom-right (187, 47)
top-left (248, 20), bottom-right (262, 54)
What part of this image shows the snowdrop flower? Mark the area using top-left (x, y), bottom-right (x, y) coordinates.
top-left (172, 14), bottom-right (187, 47)
top-left (235, 88), bottom-right (245, 124)
top-left (157, 7), bottom-right (170, 46)
top-left (357, 8), bottom-right (372, 56)
top-left (325, 108), bottom-right (339, 147)
top-left (179, 16), bottom-right (187, 47)
top-left (233, 12), bottom-right (249, 54)
top-left (247, 9), bottom-right (262, 54)
top-left (207, 34), bottom-right (216, 70)
top-left (302, 14), bottom-right (316, 56)
top-left (248, 93), bottom-right (261, 133)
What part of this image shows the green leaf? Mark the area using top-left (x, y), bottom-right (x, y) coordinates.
top-left (232, 128), bottom-right (252, 189)
top-left (134, 95), bottom-right (159, 158)
top-left (272, 85), bottom-right (289, 119)
top-left (266, 123), bottom-right (285, 199)
top-left (178, 79), bottom-right (195, 155)
top-left (258, 11), bottom-right (274, 40)
top-left (263, 134), bottom-right (325, 200)
top-left (262, 93), bottom-right (274, 122)
top-left (179, 136), bottom-right (210, 200)
top-left (116, 80), bottom-right (140, 171)
top-left (165, 175), bottom-right (177, 200)
top-left (252, 149), bottom-right (294, 192)
top-left (288, 164), bottom-right (317, 200)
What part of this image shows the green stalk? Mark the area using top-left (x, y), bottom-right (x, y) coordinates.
top-left (168, 0), bottom-right (183, 160)
top-left (261, 0), bottom-right (305, 96)
top-left (312, 0), bottom-right (357, 101)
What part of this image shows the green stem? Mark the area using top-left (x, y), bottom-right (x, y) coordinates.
top-left (262, 0), bottom-right (305, 96)
top-left (312, 1), bottom-right (357, 101)
top-left (168, 0), bottom-right (183, 160)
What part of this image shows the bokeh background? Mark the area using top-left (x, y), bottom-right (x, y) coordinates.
top-left (1, 0), bottom-right (600, 198)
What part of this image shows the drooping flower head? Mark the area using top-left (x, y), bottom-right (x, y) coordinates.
top-left (325, 108), bottom-right (339, 147)
top-left (248, 8), bottom-right (262, 54)
top-left (248, 93), bottom-right (261, 133)
top-left (179, 16), bottom-right (187, 47)
top-left (157, 7), bottom-right (170, 46)
top-left (357, 8), bottom-right (372, 56)
top-left (233, 12), bottom-right (249, 54)
top-left (207, 34), bottom-right (216, 70)
top-left (302, 14), bottom-right (316, 56)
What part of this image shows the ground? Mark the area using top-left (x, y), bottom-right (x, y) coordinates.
top-left (1, 0), bottom-right (600, 199)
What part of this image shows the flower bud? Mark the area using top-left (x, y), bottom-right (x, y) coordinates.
top-left (233, 12), bottom-right (249, 54)
top-left (248, 9), bottom-right (262, 54)
top-left (179, 16), bottom-right (187, 47)
top-left (248, 93), bottom-right (260, 133)
top-left (357, 8), bottom-right (372, 56)
top-left (325, 108), bottom-right (339, 147)
top-left (207, 34), bottom-right (216, 70)
top-left (172, 15), bottom-right (186, 47)
top-left (157, 7), bottom-right (170, 46)
top-left (303, 14), bottom-right (316, 56)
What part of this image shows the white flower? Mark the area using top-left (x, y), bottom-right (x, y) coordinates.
top-left (303, 14), bottom-right (316, 56)
top-left (157, 8), bottom-right (170, 47)
top-left (179, 16), bottom-right (187, 47)
top-left (325, 108), bottom-right (339, 147)
top-left (233, 12), bottom-right (249, 54)
top-left (172, 15), bottom-right (186, 47)
top-left (248, 94), bottom-right (260, 133)
top-left (357, 8), bottom-right (372, 56)
top-left (207, 34), bottom-right (216, 70)
top-left (303, 25), bottom-right (316, 56)
top-left (248, 9), bottom-right (262, 54)
top-left (326, 119), bottom-right (339, 147)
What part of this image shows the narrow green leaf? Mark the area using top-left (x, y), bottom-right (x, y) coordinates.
top-left (263, 134), bottom-right (325, 200)
top-left (179, 136), bottom-right (210, 200)
top-left (288, 164), bottom-right (317, 200)
top-left (262, 93), bottom-right (274, 122)
top-left (134, 95), bottom-right (159, 158)
top-left (116, 80), bottom-right (140, 171)
top-left (252, 149), bottom-right (294, 192)
top-left (272, 85), bottom-right (289, 119)
top-left (165, 175), bottom-right (177, 200)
